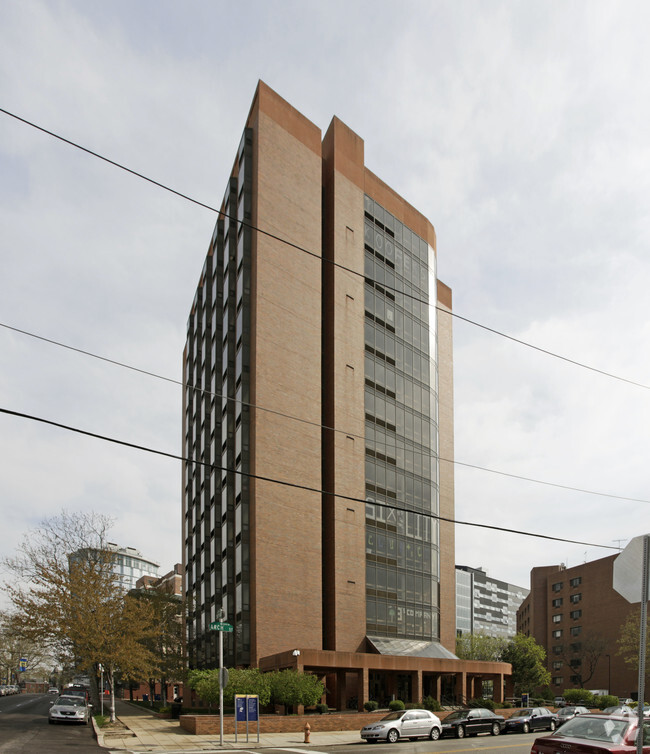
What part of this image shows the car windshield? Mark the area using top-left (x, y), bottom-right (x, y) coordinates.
top-left (516, 708), bottom-right (534, 717)
top-left (559, 707), bottom-right (577, 716)
top-left (555, 716), bottom-right (631, 743)
top-left (380, 711), bottom-right (405, 721)
top-left (444, 710), bottom-right (469, 722)
top-left (57, 697), bottom-right (86, 707)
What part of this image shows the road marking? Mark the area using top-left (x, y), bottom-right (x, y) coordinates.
top-left (433, 744), bottom-right (527, 752)
top-left (274, 748), bottom-right (331, 754)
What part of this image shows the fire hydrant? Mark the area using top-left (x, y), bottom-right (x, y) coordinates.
top-left (304, 723), bottom-right (311, 744)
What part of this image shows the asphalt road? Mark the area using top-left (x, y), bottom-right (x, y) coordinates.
top-left (0, 692), bottom-right (100, 753)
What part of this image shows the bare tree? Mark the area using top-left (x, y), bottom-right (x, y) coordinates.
top-left (560, 632), bottom-right (606, 688)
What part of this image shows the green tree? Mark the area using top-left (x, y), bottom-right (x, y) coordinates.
top-left (188, 667), bottom-right (272, 707)
top-left (563, 688), bottom-right (594, 706)
top-left (1, 511), bottom-right (158, 721)
top-left (617, 606), bottom-right (650, 687)
top-left (455, 632), bottom-right (508, 661)
top-left (269, 669), bottom-right (324, 711)
top-left (129, 588), bottom-right (185, 702)
top-left (501, 633), bottom-right (550, 696)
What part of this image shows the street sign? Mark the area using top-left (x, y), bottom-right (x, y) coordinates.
top-left (613, 535), bottom-right (650, 603)
top-left (19, 658), bottom-right (27, 671)
top-left (209, 621), bottom-right (233, 632)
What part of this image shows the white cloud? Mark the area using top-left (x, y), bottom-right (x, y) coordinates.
top-left (2, 0), bottom-right (650, 608)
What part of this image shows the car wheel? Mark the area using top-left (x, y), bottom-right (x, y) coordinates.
top-left (456, 725), bottom-right (465, 739)
top-left (522, 722), bottom-right (530, 734)
top-left (387, 729), bottom-right (400, 744)
top-left (429, 727), bottom-right (440, 741)
top-left (549, 720), bottom-right (556, 731)
top-left (491, 722), bottom-right (501, 736)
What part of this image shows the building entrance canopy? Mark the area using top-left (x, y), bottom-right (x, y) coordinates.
top-left (367, 636), bottom-right (458, 659)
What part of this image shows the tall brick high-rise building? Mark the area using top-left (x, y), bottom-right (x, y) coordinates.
top-left (182, 82), bottom-right (509, 708)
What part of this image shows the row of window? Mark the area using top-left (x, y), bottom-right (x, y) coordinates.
top-left (552, 576), bottom-right (582, 591)
top-left (366, 563), bottom-right (436, 602)
top-left (365, 322), bottom-right (434, 388)
top-left (364, 196), bottom-right (431, 264)
top-left (552, 609), bottom-right (583, 622)
top-left (367, 599), bottom-right (438, 639)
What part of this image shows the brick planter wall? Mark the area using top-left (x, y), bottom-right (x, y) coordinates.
top-left (180, 712), bottom-right (387, 735)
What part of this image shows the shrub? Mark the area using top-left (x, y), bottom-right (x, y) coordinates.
top-left (563, 689), bottom-right (595, 706)
top-left (595, 695), bottom-right (619, 710)
top-left (405, 702), bottom-right (423, 709)
top-left (364, 700), bottom-right (379, 712)
top-left (315, 703), bottom-right (329, 714)
top-left (423, 696), bottom-right (442, 712)
top-left (468, 697), bottom-right (495, 711)
top-left (388, 699), bottom-right (405, 711)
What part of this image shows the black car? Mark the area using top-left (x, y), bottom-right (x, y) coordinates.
top-left (556, 705), bottom-right (590, 726)
top-left (503, 706), bottom-right (558, 733)
top-left (441, 708), bottom-right (505, 738)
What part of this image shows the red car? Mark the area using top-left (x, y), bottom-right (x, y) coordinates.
top-left (530, 713), bottom-right (650, 753)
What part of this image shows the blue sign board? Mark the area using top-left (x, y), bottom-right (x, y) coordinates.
top-left (235, 695), bottom-right (247, 721)
top-left (247, 695), bottom-right (259, 721)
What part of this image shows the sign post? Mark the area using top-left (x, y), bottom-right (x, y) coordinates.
top-left (208, 612), bottom-right (233, 746)
top-left (613, 534), bottom-right (650, 754)
top-left (235, 694), bottom-right (259, 743)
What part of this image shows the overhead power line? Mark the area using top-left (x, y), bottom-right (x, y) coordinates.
top-left (2, 106), bottom-right (650, 392)
top-left (0, 406), bottom-right (618, 552)
top-left (2, 320), bottom-right (649, 506)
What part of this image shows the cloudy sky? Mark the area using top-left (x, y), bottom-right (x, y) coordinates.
top-left (2, 1), bottom-right (649, 606)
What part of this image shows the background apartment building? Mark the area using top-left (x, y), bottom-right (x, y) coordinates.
top-left (182, 82), bottom-right (510, 708)
top-left (517, 555), bottom-right (638, 698)
top-left (456, 565), bottom-right (528, 637)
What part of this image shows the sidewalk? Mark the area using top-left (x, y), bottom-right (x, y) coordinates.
top-left (96, 701), bottom-right (361, 753)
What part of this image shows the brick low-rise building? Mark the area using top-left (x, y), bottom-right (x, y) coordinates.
top-left (517, 555), bottom-right (639, 698)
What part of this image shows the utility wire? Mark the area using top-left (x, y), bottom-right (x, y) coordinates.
top-left (2, 320), bottom-right (649, 506)
top-left (0, 406), bottom-right (619, 552)
top-left (2, 106), bottom-right (650, 392)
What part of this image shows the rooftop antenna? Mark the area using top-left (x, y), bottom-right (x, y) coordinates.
top-left (612, 539), bottom-right (626, 551)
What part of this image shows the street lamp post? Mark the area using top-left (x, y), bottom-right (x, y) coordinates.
top-left (606, 654), bottom-right (611, 696)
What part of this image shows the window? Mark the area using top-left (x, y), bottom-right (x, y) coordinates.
top-left (570, 593), bottom-right (582, 603)
top-left (552, 629), bottom-right (563, 638)
top-left (570, 626), bottom-right (582, 637)
top-left (553, 645), bottom-right (563, 655)
top-left (553, 676), bottom-right (563, 686)
top-left (552, 614), bottom-right (563, 623)
top-left (552, 661), bottom-right (563, 670)
top-left (552, 597), bottom-right (563, 607)
top-left (570, 609), bottom-right (582, 620)
top-left (570, 576), bottom-right (582, 587)
top-left (552, 582), bottom-right (563, 592)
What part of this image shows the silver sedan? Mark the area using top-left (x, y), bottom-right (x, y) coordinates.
top-left (361, 709), bottom-right (442, 743)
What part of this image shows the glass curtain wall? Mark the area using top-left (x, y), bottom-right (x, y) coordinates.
top-left (363, 194), bottom-right (440, 641)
